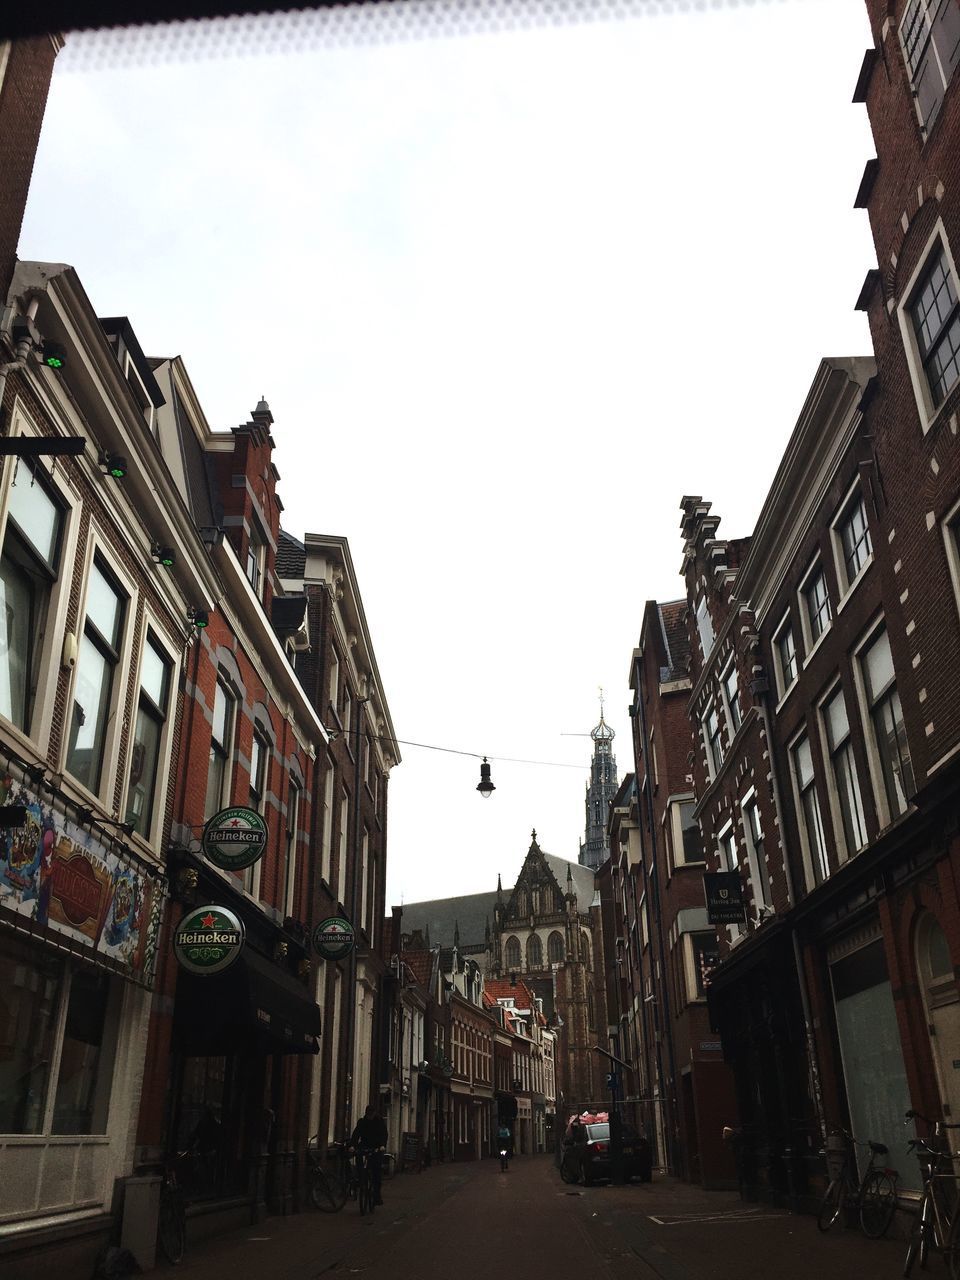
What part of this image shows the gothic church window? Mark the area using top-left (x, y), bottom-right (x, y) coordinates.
top-left (527, 934), bottom-right (543, 969)
top-left (505, 936), bottom-right (521, 969)
top-left (548, 931), bottom-right (565, 964)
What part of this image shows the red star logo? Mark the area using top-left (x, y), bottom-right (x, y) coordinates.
top-left (230, 818), bottom-right (241, 827)
top-left (201, 913), bottom-right (217, 928)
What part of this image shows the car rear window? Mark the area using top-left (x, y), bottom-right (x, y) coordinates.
top-left (585, 1124), bottom-right (610, 1141)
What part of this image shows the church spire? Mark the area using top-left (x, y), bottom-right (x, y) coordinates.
top-left (579, 690), bottom-right (618, 870)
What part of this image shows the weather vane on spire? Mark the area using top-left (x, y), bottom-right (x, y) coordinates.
top-left (598, 686), bottom-right (605, 718)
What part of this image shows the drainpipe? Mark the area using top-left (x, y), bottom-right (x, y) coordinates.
top-left (755, 686), bottom-right (825, 1193)
top-left (343, 692), bottom-right (369, 1137)
top-left (0, 297), bottom-right (41, 422)
top-left (635, 657), bottom-right (680, 1176)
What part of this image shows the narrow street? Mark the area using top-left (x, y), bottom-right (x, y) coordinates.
top-left (161, 1157), bottom-right (923, 1280)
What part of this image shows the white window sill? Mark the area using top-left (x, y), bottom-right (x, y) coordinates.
top-left (801, 620), bottom-right (833, 669)
top-left (774, 677), bottom-right (798, 715)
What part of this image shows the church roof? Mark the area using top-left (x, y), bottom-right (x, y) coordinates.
top-left (397, 849), bottom-right (595, 951)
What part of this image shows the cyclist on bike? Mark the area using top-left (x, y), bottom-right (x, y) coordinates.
top-left (349, 1105), bottom-right (388, 1206)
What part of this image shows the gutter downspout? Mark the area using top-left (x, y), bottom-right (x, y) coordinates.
top-left (343, 692), bottom-right (368, 1138)
top-left (755, 688), bottom-right (825, 1148)
top-left (634, 656), bottom-right (680, 1176)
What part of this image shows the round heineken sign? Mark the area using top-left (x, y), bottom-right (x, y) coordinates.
top-left (202, 806), bottom-right (268, 871)
top-left (313, 916), bottom-right (356, 961)
top-left (174, 905), bottom-right (245, 975)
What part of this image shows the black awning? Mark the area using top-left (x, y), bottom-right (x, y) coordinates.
top-left (173, 950), bottom-right (320, 1056)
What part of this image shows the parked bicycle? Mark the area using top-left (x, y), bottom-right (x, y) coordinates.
top-left (307, 1137), bottom-right (348, 1213)
top-left (817, 1126), bottom-right (898, 1238)
top-left (157, 1158), bottom-right (187, 1265)
top-left (903, 1109), bottom-right (960, 1278)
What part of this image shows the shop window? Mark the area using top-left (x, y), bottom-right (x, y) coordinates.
top-left (125, 633), bottom-right (172, 840)
top-left (174, 1056), bottom-right (246, 1200)
top-left (526, 933), bottom-right (543, 969)
top-left (548, 930), bottom-right (564, 964)
top-left (0, 934), bottom-right (118, 1139)
top-left (860, 627), bottom-right (915, 822)
top-left (691, 932), bottom-right (720, 998)
top-left (899, 0), bottom-right (960, 133)
top-left (66, 556), bottom-right (128, 794)
top-left (52, 967), bottom-right (117, 1135)
top-left (791, 734), bottom-right (829, 887)
top-left (504, 936), bottom-right (521, 969)
top-left (205, 678), bottom-right (236, 819)
top-left (0, 933), bottom-right (62, 1133)
top-left (916, 913), bottom-right (960, 1122)
top-left (0, 461), bottom-right (65, 734)
top-left (822, 685), bottom-right (868, 859)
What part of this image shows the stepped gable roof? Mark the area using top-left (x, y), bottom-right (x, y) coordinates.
top-left (276, 528), bottom-right (307, 579)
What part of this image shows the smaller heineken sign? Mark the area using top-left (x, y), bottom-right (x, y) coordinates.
top-left (175, 904), bottom-right (245, 975)
top-left (202, 806), bottom-right (268, 871)
top-left (313, 916), bottom-right (356, 961)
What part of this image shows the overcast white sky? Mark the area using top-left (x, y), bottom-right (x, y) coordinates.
top-left (21, 0), bottom-right (876, 908)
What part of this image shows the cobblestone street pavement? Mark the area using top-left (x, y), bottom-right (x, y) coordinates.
top-left (160, 1156), bottom-right (933, 1280)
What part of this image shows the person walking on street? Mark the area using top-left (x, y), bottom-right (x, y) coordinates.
top-left (497, 1122), bottom-right (513, 1162)
top-left (350, 1105), bottom-right (388, 1206)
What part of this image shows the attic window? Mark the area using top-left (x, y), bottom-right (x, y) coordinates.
top-left (124, 355), bottom-right (155, 434)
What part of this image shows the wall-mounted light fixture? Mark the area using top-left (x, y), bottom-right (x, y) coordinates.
top-left (151, 542), bottom-right (176, 568)
top-left (188, 607), bottom-right (210, 629)
top-left (98, 451), bottom-right (128, 480)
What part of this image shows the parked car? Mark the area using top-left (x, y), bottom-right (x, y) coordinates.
top-left (561, 1120), bottom-right (652, 1185)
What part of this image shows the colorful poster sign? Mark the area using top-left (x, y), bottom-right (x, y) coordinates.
top-left (0, 772), bottom-right (162, 985)
top-left (201, 806), bottom-right (268, 871)
top-left (312, 916), bottom-right (355, 961)
top-left (174, 904), bottom-right (245, 975)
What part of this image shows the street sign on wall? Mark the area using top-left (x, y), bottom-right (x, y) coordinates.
top-left (703, 871), bottom-right (746, 925)
top-left (312, 915), bottom-right (356, 960)
top-left (174, 904), bottom-right (245, 975)
top-left (201, 806), bottom-right (268, 871)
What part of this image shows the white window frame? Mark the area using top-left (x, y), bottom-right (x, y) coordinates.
top-left (701, 700), bottom-right (724, 780)
top-left (669, 795), bottom-right (704, 869)
top-left (120, 616), bottom-right (180, 851)
top-left (789, 729), bottom-right (830, 892)
top-left (817, 679), bottom-right (868, 864)
top-left (716, 819), bottom-right (742, 942)
top-left (63, 533), bottom-right (137, 807)
top-left (695, 595), bottom-right (715, 659)
top-left (831, 479), bottom-right (874, 605)
top-left (740, 787), bottom-right (772, 920)
top-left (799, 556), bottom-right (833, 660)
top-left (720, 659), bottom-right (742, 738)
top-left (897, 219), bottom-right (960, 433)
top-left (853, 617), bottom-right (914, 829)
top-left (283, 776), bottom-right (302, 919)
top-left (320, 761), bottom-right (335, 887)
top-left (0, 403), bottom-right (80, 756)
top-left (899, 0), bottom-right (960, 135)
top-left (772, 612), bottom-right (799, 704)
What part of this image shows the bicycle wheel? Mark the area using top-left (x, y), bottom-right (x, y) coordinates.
top-left (358, 1174), bottom-right (372, 1216)
top-left (817, 1179), bottom-right (843, 1232)
top-left (559, 1154), bottom-right (579, 1185)
top-left (946, 1207), bottom-right (960, 1280)
top-left (380, 1153), bottom-right (395, 1180)
top-left (157, 1190), bottom-right (186, 1265)
top-left (310, 1167), bottom-right (347, 1212)
top-left (860, 1170), bottom-right (898, 1238)
top-left (904, 1211), bottom-right (928, 1278)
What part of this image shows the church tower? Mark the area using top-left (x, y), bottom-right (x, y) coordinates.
top-left (578, 699), bottom-right (618, 870)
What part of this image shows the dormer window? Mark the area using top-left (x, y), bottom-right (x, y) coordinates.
top-left (246, 529), bottom-right (266, 599)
